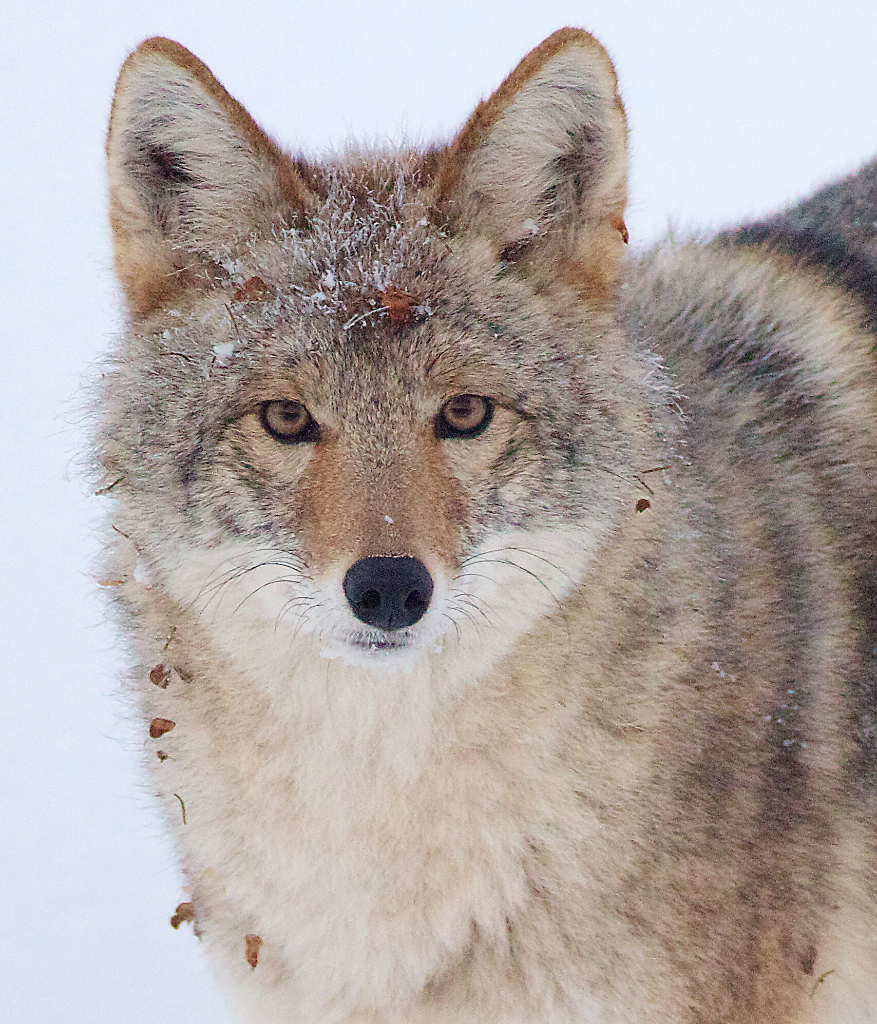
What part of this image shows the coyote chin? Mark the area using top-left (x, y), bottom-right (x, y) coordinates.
top-left (93, 27), bottom-right (877, 1023)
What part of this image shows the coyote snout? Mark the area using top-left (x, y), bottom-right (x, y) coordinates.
top-left (342, 555), bottom-right (434, 631)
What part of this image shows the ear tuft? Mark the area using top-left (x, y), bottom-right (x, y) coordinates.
top-left (437, 28), bottom-right (629, 298)
top-left (107, 38), bottom-right (315, 316)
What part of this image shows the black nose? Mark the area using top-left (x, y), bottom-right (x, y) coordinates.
top-left (342, 556), bottom-right (434, 631)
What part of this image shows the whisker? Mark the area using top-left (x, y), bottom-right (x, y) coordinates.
top-left (275, 595), bottom-right (316, 633)
top-left (441, 610), bottom-right (463, 644)
top-left (286, 597), bottom-right (327, 642)
top-left (453, 548), bottom-right (575, 648)
top-left (492, 557), bottom-right (563, 606)
top-left (463, 554), bottom-right (563, 607)
top-left (452, 592), bottom-right (492, 625)
top-left (444, 601), bottom-right (485, 637)
top-left (477, 545), bottom-right (575, 584)
top-left (232, 575), bottom-right (304, 615)
top-left (185, 547), bottom-right (309, 623)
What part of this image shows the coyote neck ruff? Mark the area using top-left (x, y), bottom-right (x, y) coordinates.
top-left (94, 28), bottom-right (877, 1024)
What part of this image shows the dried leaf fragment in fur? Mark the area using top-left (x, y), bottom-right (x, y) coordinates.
top-left (378, 286), bottom-right (418, 324)
top-left (245, 934), bottom-right (263, 969)
top-left (149, 664), bottom-right (170, 688)
top-left (232, 276), bottom-right (270, 302)
top-left (150, 664), bottom-right (191, 688)
top-left (610, 214), bottom-right (629, 243)
top-left (170, 901), bottom-right (195, 929)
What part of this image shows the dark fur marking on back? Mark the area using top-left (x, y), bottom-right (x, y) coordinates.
top-left (720, 223), bottom-right (877, 334)
top-left (720, 226), bottom-right (877, 789)
top-left (698, 290), bottom-right (809, 423)
top-left (705, 242), bottom-right (877, 784)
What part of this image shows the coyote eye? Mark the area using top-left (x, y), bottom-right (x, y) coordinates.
top-left (260, 400), bottom-right (320, 443)
top-left (436, 394), bottom-right (494, 439)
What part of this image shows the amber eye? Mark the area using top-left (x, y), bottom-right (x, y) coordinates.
top-left (259, 400), bottom-right (320, 443)
top-left (436, 394), bottom-right (494, 439)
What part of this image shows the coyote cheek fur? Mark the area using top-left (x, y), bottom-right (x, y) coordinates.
top-left (94, 27), bottom-right (877, 1024)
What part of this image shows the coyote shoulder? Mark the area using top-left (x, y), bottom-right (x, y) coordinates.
top-left (95, 28), bottom-right (877, 1024)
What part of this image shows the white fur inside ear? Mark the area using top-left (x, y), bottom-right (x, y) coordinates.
top-left (460, 47), bottom-right (627, 250)
top-left (108, 56), bottom-right (279, 249)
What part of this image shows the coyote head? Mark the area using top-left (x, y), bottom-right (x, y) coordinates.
top-left (99, 31), bottom-right (656, 679)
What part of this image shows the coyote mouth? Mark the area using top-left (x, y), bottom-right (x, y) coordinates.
top-left (318, 626), bottom-right (422, 667)
top-left (348, 630), bottom-right (411, 653)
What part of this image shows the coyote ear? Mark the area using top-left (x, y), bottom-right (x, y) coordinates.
top-left (106, 38), bottom-right (315, 316)
top-left (436, 28), bottom-right (628, 299)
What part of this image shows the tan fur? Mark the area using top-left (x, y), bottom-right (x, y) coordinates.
top-left (93, 28), bottom-right (877, 1024)
top-left (295, 423), bottom-right (467, 574)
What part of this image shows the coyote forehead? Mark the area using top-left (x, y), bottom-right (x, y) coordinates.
top-left (222, 165), bottom-right (442, 327)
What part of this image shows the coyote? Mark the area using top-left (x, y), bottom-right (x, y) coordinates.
top-left (95, 28), bottom-right (877, 1023)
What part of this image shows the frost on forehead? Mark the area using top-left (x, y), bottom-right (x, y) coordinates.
top-left (227, 165), bottom-right (443, 330)
top-left (139, 163), bottom-right (445, 377)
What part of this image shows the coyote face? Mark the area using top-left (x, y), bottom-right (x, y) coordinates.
top-left (124, 170), bottom-right (627, 678)
top-left (100, 35), bottom-right (641, 685)
top-left (94, 27), bottom-right (877, 1024)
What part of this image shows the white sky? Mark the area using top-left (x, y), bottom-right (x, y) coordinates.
top-left (2, 2), bottom-right (876, 1021)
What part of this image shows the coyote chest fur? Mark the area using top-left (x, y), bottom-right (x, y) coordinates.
top-left (95, 29), bottom-right (877, 1024)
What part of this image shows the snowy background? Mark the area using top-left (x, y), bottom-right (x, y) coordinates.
top-left (3, 2), bottom-right (876, 1021)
